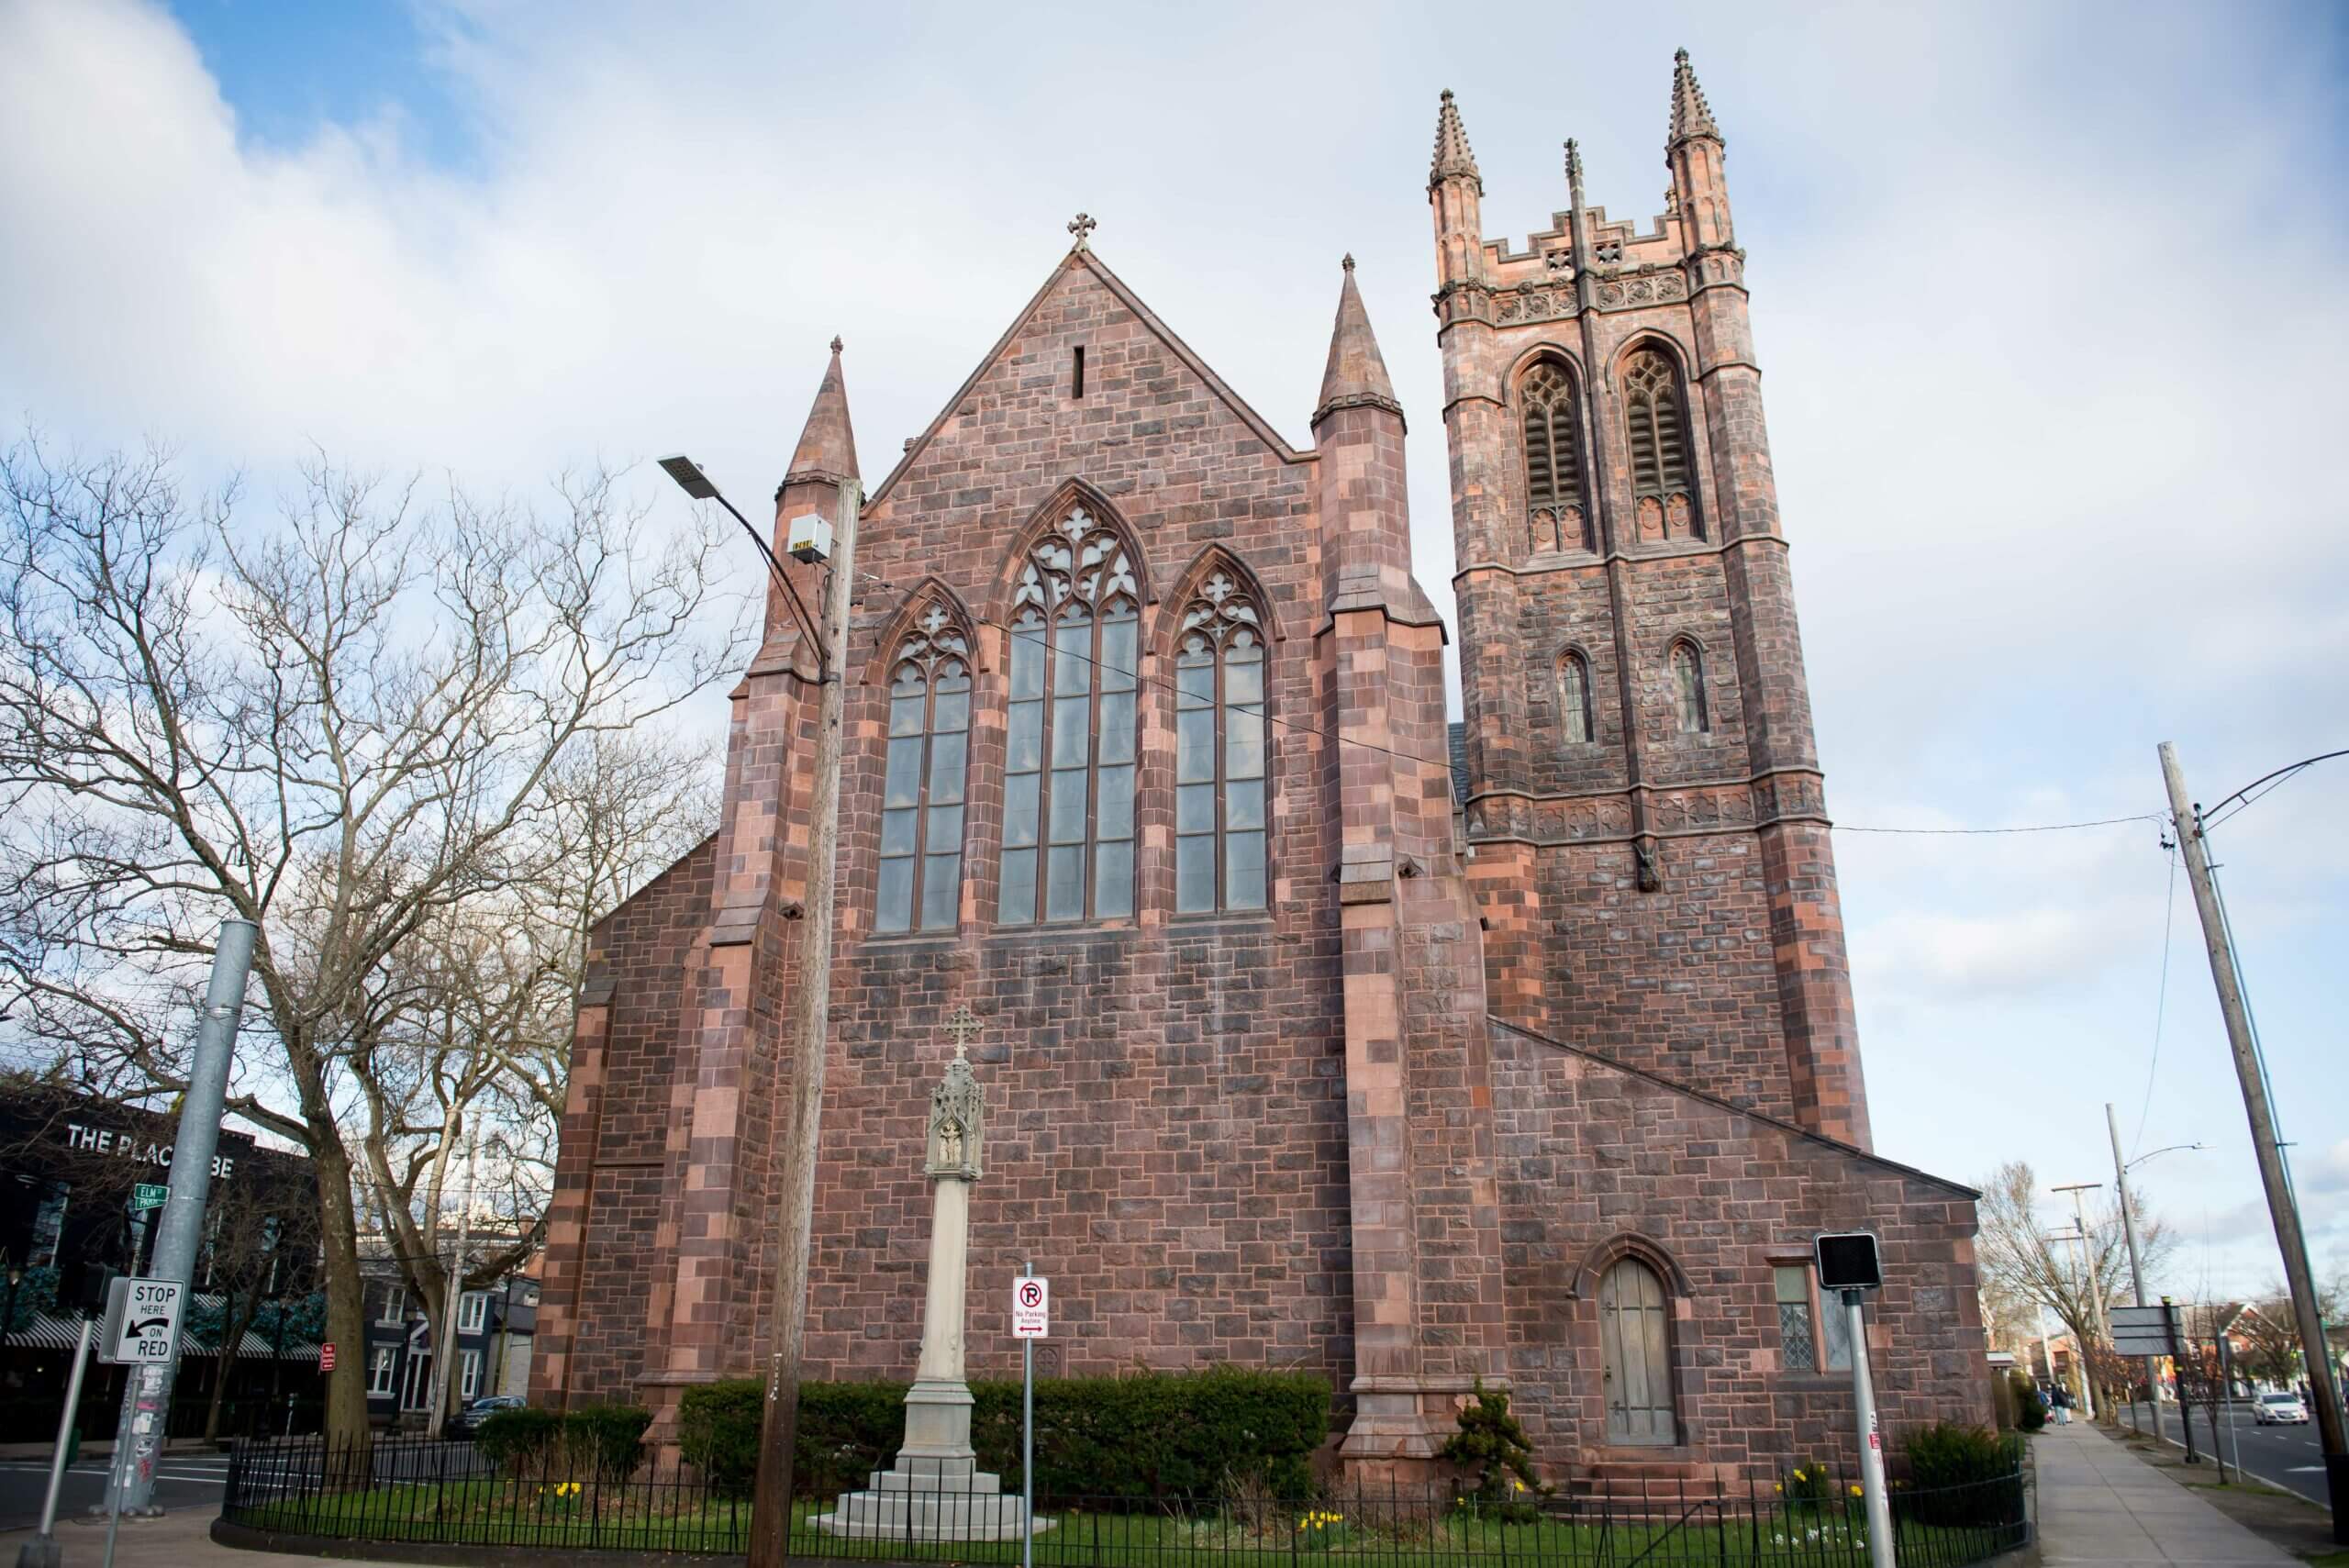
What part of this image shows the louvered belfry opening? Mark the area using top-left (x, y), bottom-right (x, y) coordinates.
top-left (1623, 348), bottom-right (1700, 542)
top-left (1518, 360), bottom-right (1589, 553)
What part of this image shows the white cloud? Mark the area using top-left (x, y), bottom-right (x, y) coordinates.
top-left (1, 0), bottom-right (2343, 1301)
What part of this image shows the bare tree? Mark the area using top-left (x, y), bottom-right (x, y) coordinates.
top-left (0, 435), bottom-right (741, 1442)
top-left (352, 733), bottom-right (716, 1396)
top-left (1976, 1160), bottom-right (2177, 1415)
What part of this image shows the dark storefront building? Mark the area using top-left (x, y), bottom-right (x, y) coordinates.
top-left (0, 1085), bottom-right (327, 1442)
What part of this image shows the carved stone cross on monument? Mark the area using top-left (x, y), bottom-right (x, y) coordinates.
top-left (943, 1004), bottom-right (981, 1061)
top-left (814, 1013), bottom-right (1043, 1541)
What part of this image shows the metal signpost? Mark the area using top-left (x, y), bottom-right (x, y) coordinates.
top-left (95, 919), bottom-right (256, 1558)
top-left (1012, 1269), bottom-right (1049, 1568)
top-left (17, 1311), bottom-right (97, 1568)
top-left (1816, 1232), bottom-right (1894, 1568)
top-left (2112, 1302), bottom-right (2188, 1461)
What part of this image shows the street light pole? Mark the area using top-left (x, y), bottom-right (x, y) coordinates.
top-left (2053, 1184), bottom-right (2107, 1419)
top-left (661, 447), bottom-right (859, 1568)
top-left (2159, 741), bottom-right (2348, 1541)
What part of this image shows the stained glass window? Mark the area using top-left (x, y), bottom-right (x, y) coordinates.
top-left (875, 605), bottom-right (970, 933)
top-left (1174, 570), bottom-right (1269, 914)
top-left (1001, 508), bottom-right (1139, 924)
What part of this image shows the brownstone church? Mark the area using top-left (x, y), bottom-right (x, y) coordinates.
top-left (534, 55), bottom-right (1991, 1484)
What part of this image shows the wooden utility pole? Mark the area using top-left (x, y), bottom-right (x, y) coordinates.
top-left (433, 1132), bottom-right (480, 1430)
top-left (2157, 740), bottom-right (2347, 1540)
top-left (747, 475), bottom-right (860, 1568)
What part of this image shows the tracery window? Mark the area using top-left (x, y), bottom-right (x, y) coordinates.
top-left (1557, 651), bottom-right (1594, 745)
top-left (1002, 508), bottom-right (1139, 924)
top-left (1519, 361), bottom-right (1590, 552)
top-left (1669, 639), bottom-right (1709, 735)
top-left (1174, 572), bottom-right (1269, 914)
top-left (876, 605), bottom-right (971, 933)
top-left (1623, 349), bottom-right (1699, 541)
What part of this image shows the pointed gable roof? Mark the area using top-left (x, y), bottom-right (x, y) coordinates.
top-left (1311, 256), bottom-right (1403, 430)
top-left (783, 337), bottom-right (860, 488)
top-left (867, 250), bottom-right (1311, 507)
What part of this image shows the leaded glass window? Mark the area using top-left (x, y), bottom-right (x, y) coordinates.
top-left (1001, 508), bottom-right (1139, 924)
top-left (875, 605), bottom-right (970, 933)
top-left (1174, 571), bottom-right (1268, 914)
top-left (1775, 1265), bottom-right (1817, 1372)
top-left (1821, 1291), bottom-right (1854, 1371)
top-left (1670, 640), bottom-right (1709, 735)
top-left (1558, 651), bottom-right (1593, 745)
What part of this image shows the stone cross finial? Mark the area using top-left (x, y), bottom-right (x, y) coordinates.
top-left (1068, 213), bottom-right (1097, 250)
top-left (943, 1004), bottom-right (982, 1060)
top-left (829, 335), bottom-right (843, 354)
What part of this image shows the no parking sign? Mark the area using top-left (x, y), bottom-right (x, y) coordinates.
top-left (1012, 1276), bottom-right (1050, 1338)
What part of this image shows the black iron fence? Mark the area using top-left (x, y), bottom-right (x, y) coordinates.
top-left (223, 1437), bottom-right (2029, 1568)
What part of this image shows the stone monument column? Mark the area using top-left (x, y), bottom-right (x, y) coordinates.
top-left (897, 1023), bottom-right (985, 1476)
top-left (816, 1009), bottom-right (1044, 1541)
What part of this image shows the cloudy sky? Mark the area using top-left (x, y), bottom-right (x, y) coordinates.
top-left (3, 0), bottom-right (2343, 1303)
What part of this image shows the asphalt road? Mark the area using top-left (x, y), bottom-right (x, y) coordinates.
top-left (2115, 1398), bottom-right (2334, 1508)
top-left (0, 1450), bottom-right (231, 1531)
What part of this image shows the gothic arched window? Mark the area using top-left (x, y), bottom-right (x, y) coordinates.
top-left (1001, 507), bottom-right (1140, 924)
top-left (1174, 571), bottom-right (1269, 914)
top-left (1669, 640), bottom-right (1709, 735)
top-left (1519, 361), bottom-right (1589, 552)
top-left (875, 606), bottom-right (971, 933)
top-left (1623, 349), bottom-right (1699, 541)
top-left (1557, 651), bottom-right (1594, 745)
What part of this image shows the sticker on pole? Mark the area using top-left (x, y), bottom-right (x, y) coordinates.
top-left (99, 1276), bottom-right (184, 1364)
top-left (1012, 1277), bottom-right (1050, 1339)
top-left (320, 1342), bottom-right (337, 1373)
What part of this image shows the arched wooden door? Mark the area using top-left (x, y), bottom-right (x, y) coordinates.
top-left (1599, 1257), bottom-right (1676, 1445)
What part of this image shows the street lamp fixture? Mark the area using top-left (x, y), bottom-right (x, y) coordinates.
top-left (2128, 1142), bottom-right (2206, 1172)
top-left (657, 454), bottom-right (828, 672)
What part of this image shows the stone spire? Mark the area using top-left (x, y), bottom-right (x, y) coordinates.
top-left (783, 336), bottom-right (860, 488)
top-left (1668, 47), bottom-right (1721, 147)
top-left (1429, 88), bottom-right (1481, 192)
top-left (1312, 255), bottom-right (1404, 429)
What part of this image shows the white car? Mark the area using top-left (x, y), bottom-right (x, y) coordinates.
top-left (2252, 1392), bottom-right (2309, 1425)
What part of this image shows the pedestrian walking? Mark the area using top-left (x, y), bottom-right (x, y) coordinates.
top-left (2053, 1383), bottom-right (2074, 1425)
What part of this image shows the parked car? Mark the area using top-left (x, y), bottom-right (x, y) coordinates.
top-left (442, 1395), bottom-right (529, 1439)
top-left (2252, 1392), bottom-right (2309, 1425)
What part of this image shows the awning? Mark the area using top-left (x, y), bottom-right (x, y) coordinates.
top-left (4, 1308), bottom-right (323, 1362)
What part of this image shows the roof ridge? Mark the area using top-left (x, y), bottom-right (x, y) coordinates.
top-left (1487, 1014), bottom-right (1979, 1199)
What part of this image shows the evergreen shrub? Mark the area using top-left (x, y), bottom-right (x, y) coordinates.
top-left (1437, 1380), bottom-right (1547, 1521)
top-left (1900, 1422), bottom-right (2024, 1529)
top-left (675, 1366), bottom-right (1331, 1504)
top-left (474, 1405), bottom-right (651, 1479)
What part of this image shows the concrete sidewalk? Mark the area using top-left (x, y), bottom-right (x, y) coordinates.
top-left (2036, 1420), bottom-right (2300, 1566)
top-left (0, 1508), bottom-right (409, 1566)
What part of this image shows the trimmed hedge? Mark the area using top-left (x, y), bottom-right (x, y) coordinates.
top-left (1900, 1421), bottom-right (2025, 1529)
top-left (476, 1404), bottom-right (651, 1479)
top-left (678, 1366), bottom-right (1331, 1503)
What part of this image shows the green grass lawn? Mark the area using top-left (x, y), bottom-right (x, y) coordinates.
top-left (239, 1479), bottom-right (2021, 1568)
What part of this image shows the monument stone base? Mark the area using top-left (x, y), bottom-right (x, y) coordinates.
top-left (812, 1377), bottom-right (1052, 1542)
